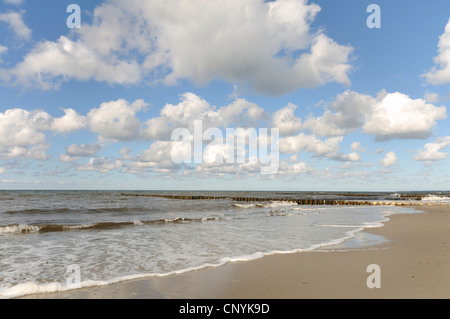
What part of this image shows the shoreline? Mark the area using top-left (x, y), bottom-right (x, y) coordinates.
top-left (18, 205), bottom-right (450, 299)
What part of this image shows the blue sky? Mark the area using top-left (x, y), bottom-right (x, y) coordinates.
top-left (0, 0), bottom-right (449, 191)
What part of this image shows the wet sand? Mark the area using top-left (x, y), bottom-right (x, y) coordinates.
top-left (19, 205), bottom-right (450, 299)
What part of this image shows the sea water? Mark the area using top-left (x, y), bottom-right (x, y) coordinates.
top-left (0, 190), bottom-right (446, 298)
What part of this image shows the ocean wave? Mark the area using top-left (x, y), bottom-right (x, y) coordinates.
top-left (0, 216), bottom-right (224, 235)
top-left (233, 201), bottom-right (297, 209)
top-left (5, 207), bottom-right (150, 215)
top-left (421, 195), bottom-right (450, 202)
top-left (258, 201), bottom-right (297, 208)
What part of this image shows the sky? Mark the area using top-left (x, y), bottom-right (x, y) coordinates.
top-left (0, 0), bottom-right (449, 191)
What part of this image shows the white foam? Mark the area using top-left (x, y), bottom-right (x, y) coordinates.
top-left (63, 224), bottom-right (95, 230)
top-left (422, 195), bottom-right (450, 203)
top-left (0, 224), bottom-right (41, 234)
top-left (258, 201), bottom-right (296, 208)
top-left (0, 282), bottom-right (65, 299)
top-left (233, 201), bottom-right (297, 209)
top-left (233, 203), bottom-right (257, 208)
top-left (0, 279), bottom-right (112, 299)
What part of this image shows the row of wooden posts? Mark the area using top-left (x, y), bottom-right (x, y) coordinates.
top-left (121, 193), bottom-right (447, 206)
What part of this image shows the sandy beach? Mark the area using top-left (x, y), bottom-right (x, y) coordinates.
top-left (19, 205), bottom-right (450, 299)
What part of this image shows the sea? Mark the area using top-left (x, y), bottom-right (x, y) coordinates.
top-left (0, 190), bottom-right (449, 298)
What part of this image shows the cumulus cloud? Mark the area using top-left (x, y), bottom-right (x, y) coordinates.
top-left (0, 107), bottom-right (88, 161)
top-left (0, 108), bottom-right (51, 160)
top-left (362, 92), bottom-right (447, 141)
top-left (304, 90), bottom-right (446, 141)
top-left (279, 133), bottom-right (360, 162)
top-left (0, 109), bottom-right (49, 146)
top-left (51, 108), bottom-right (87, 133)
top-left (303, 90), bottom-right (375, 137)
top-left (414, 136), bottom-right (450, 161)
top-left (423, 18), bottom-right (450, 85)
top-left (78, 157), bottom-right (122, 173)
top-left (0, 144), bottom-right (49, 161)
top-left (3, 0), bottom-right (353, 94)
top-left (88, 99), bottom-right (147, 141)
top-left (7, 36), bottom-right (142, 90)
top-left (142, 92), bottom-right (266, 140)
top-left (277, 160), bottom-right (311, 175)
top-left (380, 151), bottom-right (397, 167)
top-left (59, 143), bottom-right (103, 162)
top-left (272, 103), bottom-right (302, 136)
top-left (135, 141), bottom-right (179, 169)
top-left (0, 11), bottom-right (31, 40)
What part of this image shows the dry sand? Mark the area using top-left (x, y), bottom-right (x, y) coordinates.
top-left (19, 205), bottom-right (450, 299)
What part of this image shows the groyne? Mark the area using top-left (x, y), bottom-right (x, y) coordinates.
top-left (121, 193), bottom-right (448, 206)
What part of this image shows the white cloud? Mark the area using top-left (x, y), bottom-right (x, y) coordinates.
top-left (7, 36), bottom-right (142, 90)
top-left (304, 90), bottom-right (446, 141)
top-left (0, 167), bottom-right (5, 174)
top-left (0, 144), bottom-right (49, 161)
top-left (58, 154), bottom-right (76, 163)
top-left (277, 161), bottom-right (311, 175)
top-left (380, 151), bottom-right (397, 167)
top-left (414, 136), bottom-right (450, 161)
top-left (351, 142), bottom-right (362, 152)
top-left (78, 157), bottom-right (122, 173)
top-left (142, 93), bottom-right (266, 140)
top-left (0, 11), bottom-right (31, 40)
top-left (119, 147), bottom-right (132, 160)
top-left (51, 108), bottom-right (87, 133)
top-left (59, 143), bottom-right (103, 162)
top-left (424, 92), bottom-right (440, 103)
top-left (0, 107), bottom-right (88, 161)
top-left (148, 0), bottom-right (353, 95)
top-left (88, 99), bottom-right (147, 141)
top-left (137, 141), bottom-right (179, 169)
top-left (0, 109), bottom-right (50, 147)
top-left (124, 141), bottom-right (180, 173)
top-left (3, 0), bottom-right (353, 94)
top-left (141, 93), bottom-right (210, 140)
top-left (423, 18), bottom-right (450, 85)
top-left (330, 152), bottom-right (361, 162)
top-left (279, 133), bottom-right (360, 162)
top-left (363, 92), bottom-right (447, 141)
top-left (303, 90), bottom-right (374, 137)
top-left (272, 103), bottom-right (302, 136)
